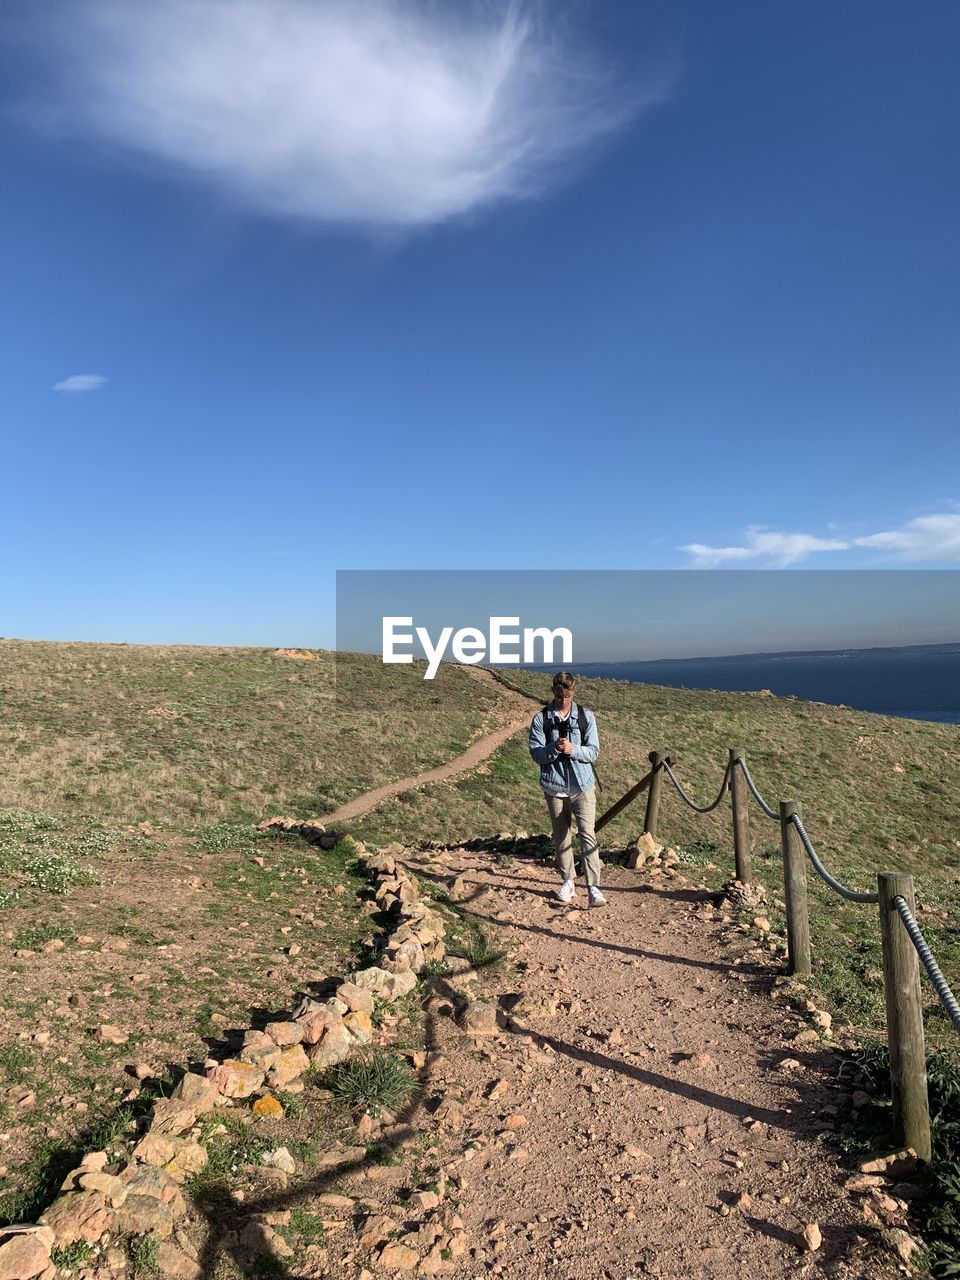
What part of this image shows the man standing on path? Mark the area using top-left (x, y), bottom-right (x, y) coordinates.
top-left (528, 671), bottom-right (605, 907)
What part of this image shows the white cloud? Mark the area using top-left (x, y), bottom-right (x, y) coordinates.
top-left (855, 513), bottom-right (960, 561)
top-left (681, 527), bottom-right (849, 569)
top-left (52, 374), bottom-right (109, 394)
top-left (30, 0), bottom-right (660, 229)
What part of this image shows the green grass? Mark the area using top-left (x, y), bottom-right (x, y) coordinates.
top-left (0, 1104), bottom-right (138, 1226)
top-left (130, 1233), bottom-right (160, 1275)
top-left (325, 1050), bottom-right (418, 1116)
top-left (448, 922), bottom-right (507, 973)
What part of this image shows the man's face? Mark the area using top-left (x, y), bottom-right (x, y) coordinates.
top-left (554, 682), bottom-right (573, 706)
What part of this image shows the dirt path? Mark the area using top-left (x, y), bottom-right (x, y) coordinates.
top-left (322, 667), bottom-right (540, 825)
top-left (400, 843), bottom-right (897, 1280)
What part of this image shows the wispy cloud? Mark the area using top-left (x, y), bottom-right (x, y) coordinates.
top-left (681, 527), bottom-right (849, 569)
top-left (682, 509), bottom-right (960, 567)
top-left (854, 512), bottom-right (960, 561)
top-left (52, 373), bottom-right (109, 394)
top-left (28, 0), bottom-right (663, 229)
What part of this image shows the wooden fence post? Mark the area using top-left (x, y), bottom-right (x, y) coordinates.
top-left (644, 750), bottom-right (667, 839)
top-left (877, 872), bottom-right (932, 1161)
top-left (779, 800), bottom-right (811, 976)
top-left (729, 748), bottom-right (752, 883)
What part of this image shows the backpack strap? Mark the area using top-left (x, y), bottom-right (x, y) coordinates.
top-left (542, 704), bottom-right (552, 740)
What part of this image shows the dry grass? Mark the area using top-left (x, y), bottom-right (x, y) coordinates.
top-left (0, 640), bottom-right (502, 825)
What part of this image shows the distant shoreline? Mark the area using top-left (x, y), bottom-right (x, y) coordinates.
top-left (526, 641), bottom-right (960, 725)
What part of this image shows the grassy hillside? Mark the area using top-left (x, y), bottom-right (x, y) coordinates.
top-left (0, 641), bottom-right (957, 1228)
top-left (0, 640), bottom-right (503, 824)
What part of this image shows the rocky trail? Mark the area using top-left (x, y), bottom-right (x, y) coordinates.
top-left (389, 841), bottom-right (902, 1280)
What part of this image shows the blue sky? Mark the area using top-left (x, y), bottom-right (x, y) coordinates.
top-left (2, 1), bottom-right (959, 648)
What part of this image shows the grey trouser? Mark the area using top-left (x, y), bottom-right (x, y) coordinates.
top-left (545, 789), bottom-right (601, 889)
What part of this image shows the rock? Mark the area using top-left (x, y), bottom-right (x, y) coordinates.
top-left (305, 1021), bottom-right (354, 1068)
top-left (508, 993), bottom-right (559, 1021)
top-left (149, 1099), bottom-right (198, 1136)
top-left (155, 1242), bottom-right (203, 1280)
top-left (779, 1057), bottom-right (802, 1071)
top-left (845, 1173), bottom-right (888, 1191)
top-left (459, 1000), bottom-right (498, 1036)
top-left (264, 1043), bottom-right (309, 1087)
top-left (113, 1164), bottom-right (186, 1237)
top-left (343, 1011), bottom-right (374, 1044)
top-left (264, 1019), bottom-right (305, 1047)
top-left (752, 917), bottom-right (770, 933)
top-left (357, 1214), bottom-right (398, 1252)
top-left (296, 1005), bottom-right (343, 1045)
top-left (96, 1024), bottom-right (128, 1045)
top-left (885, 1228), bottom-right (921, 1264)
top-left (0, 1230), bottom-right (53, 1280)
top-left (503, 1114), bottom-right (527, 1130)
top-left (797, 1223), bottom-right (822, 1252)
top-left (252, 1095), bottom-right (284, 1118)
top-left (76, 1171), bottom-right (128, 1206)
top-left (687, 1052), bottom-right (714, 1071)
top-left (411, 1190), bottom-right (441, 1212)
top-left (207, 1059), bottom-right (265, 1098)
top-left (132, 1134), bottom-right (208, 1182)
top-left (39, 1191), bottom-right (112, 1245)
top-left (172, 1072), bottom-right (221, 1113)
top-left (260, 1146), bottom-right (296, 1174)
top-left (239, 1033), bottom-right (284, 1073)
top-left (811, 1010), bottom-right (833, 1032)
top-left (382, 936), bottom-right (425, 975)
top-left (448, 874), bottom-right (468, 901)
top-left (382, 969), bottom-right (418, 1001)
top-left (858, 1149), bottom-right (919, 1177)
top-left (433, 1097), bottom-right (464, 1130)
top-left (378, 1241), bottom-right (419, 1270)
top-left (628, 832), bottom-right (662, 869)
top-left (336, 983), bottom-right (375, 1016)
top-left (348, 966), bottom-right (397, 996)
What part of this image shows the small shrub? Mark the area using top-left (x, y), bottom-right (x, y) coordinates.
top-left (449, 925), bottom-right (506, 972)
top-left (50, 1242), bottom-right (94, 1268)
top-left (21, 853), bottom-right (98, 895)
top-left (131, 1233), bottom-right (161, 1274)
top-left (325, 1050), bottom-right (417, 1116)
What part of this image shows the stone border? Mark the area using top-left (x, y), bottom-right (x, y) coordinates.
top-left (0, 835), bottom-right (448, 1280)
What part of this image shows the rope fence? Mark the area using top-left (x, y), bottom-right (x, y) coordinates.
top-left (894, 896), bottom-right (960, 1033)
top-left (788, 813), bottom-right (879, 904)
top-left (662, 758), bottom-right (731, 813)
top-left (614, 745), bottom-right (960, 1162)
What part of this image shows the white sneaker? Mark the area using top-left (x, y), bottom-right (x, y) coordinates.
top-left (555, 880), bottom-right (576, 904)
top-left (588, 887), bottom-right (607, 908)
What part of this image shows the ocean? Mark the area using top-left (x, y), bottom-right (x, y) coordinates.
top-left (566, 643), bottom-right (960, 725)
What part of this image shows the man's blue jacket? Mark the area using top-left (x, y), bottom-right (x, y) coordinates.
top-left (528, 699), bottom-right (600, 797)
